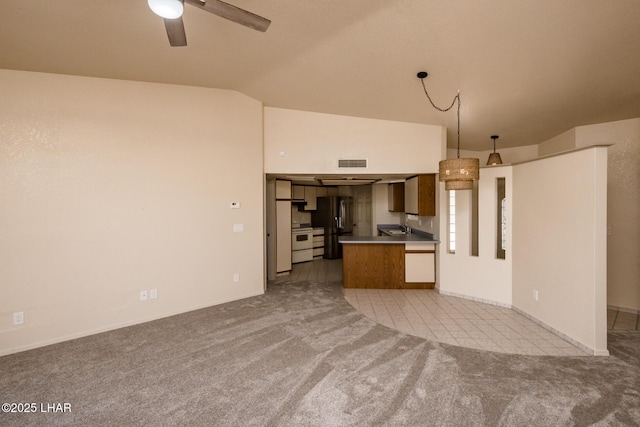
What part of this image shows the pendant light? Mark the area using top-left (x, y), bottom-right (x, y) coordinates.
top-left (148, 0), bottom-right (184, 19)
top-left (417, 72), bottom-right (479, 191)
top-left (487, 135), bottom-right (503, 165)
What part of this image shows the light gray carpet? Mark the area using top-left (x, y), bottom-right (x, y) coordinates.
top-left (1, 280), bottom-right (639, 426)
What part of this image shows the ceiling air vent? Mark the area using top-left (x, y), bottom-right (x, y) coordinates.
top-left (338, 159), bottom-right (367, 168)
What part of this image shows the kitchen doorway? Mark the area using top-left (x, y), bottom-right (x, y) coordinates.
top-left (351, 185), bottom-right (372, 236)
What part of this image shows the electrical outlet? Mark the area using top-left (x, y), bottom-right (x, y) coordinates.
top-left (233, 273), bottom-right (240, 283)
top-left (140, 290), bottom-right (148, 301)
top-left (533, 289), bottom-right (539, 301)
top-left (230, 202), bottom-right (240, 209)
top-left (150, 288), bottom-right (158, 300)
top-left (13, 311), bottom-right (24, 325)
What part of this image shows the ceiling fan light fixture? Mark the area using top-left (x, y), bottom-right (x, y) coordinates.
top-left (148, 0), bottom-right (184, 19)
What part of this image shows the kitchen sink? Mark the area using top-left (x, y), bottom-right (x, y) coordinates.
top-left (385, 229), bottom-right (406, 235)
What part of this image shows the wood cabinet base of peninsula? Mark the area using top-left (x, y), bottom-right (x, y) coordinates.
top-left (342, 244), bottom-right (435, 289)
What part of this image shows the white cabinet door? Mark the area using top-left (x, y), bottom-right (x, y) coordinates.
top-left (276, 200), bottom-right (292, 273)
top-left (304, 186), bottom-right (317, 210)
top-left (275, 180), bottom-right (291, 199)
top-left (292, 185), bottom-right (305, 200)
top-left (405, 252), bottom-right (435, 283)
top-left (404, 176), bottom-right (418, 214)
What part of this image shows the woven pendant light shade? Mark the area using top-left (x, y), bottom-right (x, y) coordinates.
top-left (439, 158), bottom-right (480, 190)
top-left (487, 152), bottom-right (503, 165)
top-left (487, 135), bottom-right (503, 165)
top-left (417, 71), bottom-right (480, 190)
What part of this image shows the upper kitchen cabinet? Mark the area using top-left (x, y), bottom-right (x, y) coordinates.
top-left (388, 183), bottom-right (405, 212)
top-left (404, 174), bottom-right (436, 216)
top-left (276, 180), bottom-right (292, 200)
top-left (303, 186), bottom-right (317, 210)
top-left (291, 185), bottom-right (318, 210)
top-left (292, 185), bottom-right (305, 200)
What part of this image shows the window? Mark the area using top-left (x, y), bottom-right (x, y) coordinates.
top-left (496, 178), bottom-right (506, 259)
top-left (448, 190), bottom-right (456, 253)
top-left (471, 180), bottom-right (479, 256)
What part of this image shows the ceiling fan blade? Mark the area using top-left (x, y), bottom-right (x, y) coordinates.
top-left (184, 0), bottom-right (271, 32)
top-left (164, 17), bottom-right (187, 46)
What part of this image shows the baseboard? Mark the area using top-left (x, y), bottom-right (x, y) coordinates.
top-left (607, 305), bottom-right (640, 315)
top-left (437, 289), bottom-right (511, 309)
top-left (436, 289), bottom-right (609, 357)
top-left (0, 289), bottom-right (265, 357)
top-left (511, 306), bottom-right (609, 357)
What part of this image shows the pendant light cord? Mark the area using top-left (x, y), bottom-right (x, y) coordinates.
top-left (419, 78), bottom-right (461, 158)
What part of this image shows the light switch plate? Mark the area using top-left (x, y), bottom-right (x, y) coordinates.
top-left (13, 311), bottom-right (24, 325)
top-left (233, 224), bottom-right (244, 232)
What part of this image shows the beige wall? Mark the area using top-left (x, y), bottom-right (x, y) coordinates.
top-left (0, 70), bottom-right (265, 355)
top-left (453, 145), bottom-right (539, 165)
top-left (577, 120), bottom-right (640, 312)
top-left (535, 119), bottom-right (640, 312)
top-left (264, 107), bottom-right (445, 174)
top-left (459, 118), bottom-right (640, 313)
top-left (438, 166), bottom-right (513, 306)
top-left (371, 183), bottom-right (404, 234)
top-left (538, 128), bottom-right (577, 156)
top-left (512, 147), bottom-right (608, 355)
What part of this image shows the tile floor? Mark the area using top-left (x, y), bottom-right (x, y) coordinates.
top-left (343, 288), bottom-right (587, 356)
top-left (275, 259), bottom-right (637, 356)
top-left (608, 308), bottom-right (640, 331)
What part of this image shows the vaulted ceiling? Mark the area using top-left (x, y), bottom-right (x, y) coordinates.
top-left (1, 0), bottom-right (639, 151)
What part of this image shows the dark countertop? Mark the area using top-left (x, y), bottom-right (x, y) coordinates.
top-left (340, 225), bottom-right (439, 244)
top-left (339, 235), bottom-right (439, 244)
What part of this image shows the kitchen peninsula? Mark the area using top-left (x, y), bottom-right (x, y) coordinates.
top-left (339, 227), bottom-right (438, 289)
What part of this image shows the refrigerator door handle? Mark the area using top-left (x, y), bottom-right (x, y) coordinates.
top-left (335, 216), bottom-right (342, 229)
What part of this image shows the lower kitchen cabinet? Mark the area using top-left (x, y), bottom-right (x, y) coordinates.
top-left (405, 253), bottom-right (435, 283)
top-left (342, 244), bottom-right (404, 288)
top-left (342, 242), bottom-right (436, 289)
top-left (404, 243), bottom-right (435, 287)
top-left (312, 227), bottom-right (324, 259)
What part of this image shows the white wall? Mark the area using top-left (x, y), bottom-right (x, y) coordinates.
top-left (371, 183), bottom-right (404, 234)
top-left (576, 120), bottom-right (640, 312)
top-left (538, 128), bottom-right (577, 156)
top-left (452, 145), bottom-right (539, 165)
top-left (0, 70), bottom-right (265, 355)
top-left (512, 147), bottom-right (608, 355)
top-left (438, 166), bottom-right (513, 306)
top-left (264, 107), bottom-right (445, 174)
top-left (535, 119), bottom-right (640, 312)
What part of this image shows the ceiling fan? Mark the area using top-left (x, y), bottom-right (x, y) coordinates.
top-left (148, 0), bottom-right (271, 47)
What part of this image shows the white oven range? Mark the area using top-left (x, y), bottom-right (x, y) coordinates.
top-left (291, 227), bottom-right (313, 263)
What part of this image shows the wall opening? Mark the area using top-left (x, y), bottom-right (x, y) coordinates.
top-left (497, 177), bottom-right (506, 259)
top-left (471, 180), bottom-right (479, 256)
top-left (448, 190), bottom-right (456, 253)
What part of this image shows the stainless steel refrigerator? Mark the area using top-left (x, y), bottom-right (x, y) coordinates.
top-left (311, 196), bottom-right (353, 259)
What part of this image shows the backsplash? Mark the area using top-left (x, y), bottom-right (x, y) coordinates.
top-left (405, 213), bottom-right (438, 239)
top-left (292, 206), bottom-right (311, 227)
